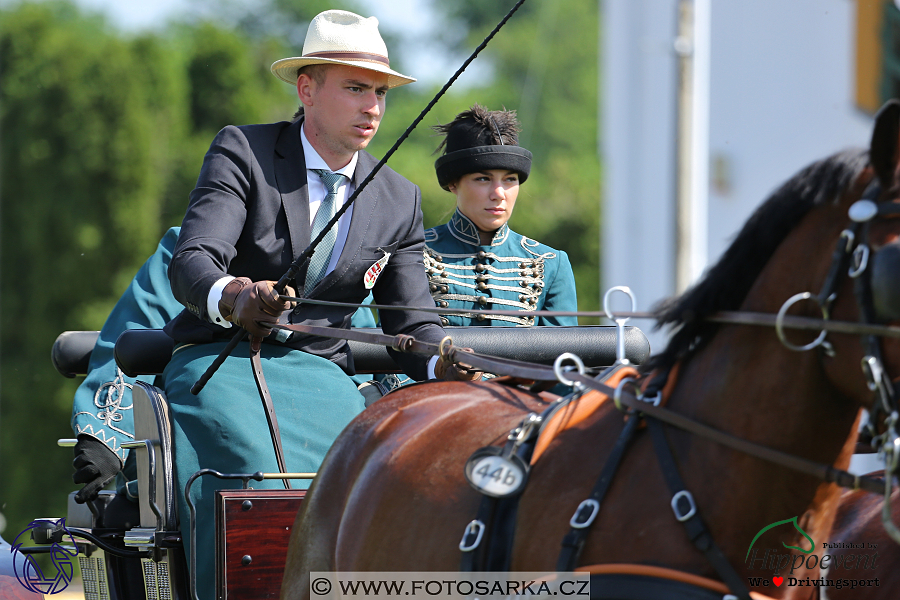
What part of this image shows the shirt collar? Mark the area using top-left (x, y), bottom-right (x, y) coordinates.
top-left (449, 209), bottom-right (510, 247)
top-left (300, 124), bottom-right (358, 179)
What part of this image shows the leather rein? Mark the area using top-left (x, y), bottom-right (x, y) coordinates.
top-left (272, 178), bottom-right (900, 501)
top-left (272, 320), bottom-right (886, 496)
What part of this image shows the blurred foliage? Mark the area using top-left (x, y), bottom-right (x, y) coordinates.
top-left (0, 0), bottom-right (601, 540)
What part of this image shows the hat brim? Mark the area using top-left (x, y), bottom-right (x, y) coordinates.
top-left (271, 57), bottom-right (415, 88)
top-left (435, 146), bottom-right (533, 190)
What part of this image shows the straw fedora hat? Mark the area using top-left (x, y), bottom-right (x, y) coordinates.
top-left (271, 10), bottom-right (415, 88)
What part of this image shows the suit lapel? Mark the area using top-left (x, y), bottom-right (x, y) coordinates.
top-left (273, 118), bottom-right (311, 283)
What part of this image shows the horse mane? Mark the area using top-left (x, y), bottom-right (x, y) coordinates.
top-left (644, 148), bottom-right (870, 374)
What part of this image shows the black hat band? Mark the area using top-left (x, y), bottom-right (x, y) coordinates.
top-left (435, 146), bottom-right (532, 190)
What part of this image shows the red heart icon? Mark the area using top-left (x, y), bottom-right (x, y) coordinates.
top-left (773, 576), bottom-right (783, 587)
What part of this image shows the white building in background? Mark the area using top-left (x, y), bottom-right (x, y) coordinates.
top-left (602, 0), bottom-right (894, 351)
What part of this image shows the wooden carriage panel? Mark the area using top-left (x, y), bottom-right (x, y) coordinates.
top-left (215, 489), bottom-right (307, 599)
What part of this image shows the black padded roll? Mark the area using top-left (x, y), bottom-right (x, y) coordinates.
top-left (77, 325), bottom-right (652, 378)
top-left (51, 331), bottom-right (100, 378)
top-left (349, 326), bottom-right (650, 373)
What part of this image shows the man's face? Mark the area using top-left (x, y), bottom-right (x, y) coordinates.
top-left (300, 65), bottom-right (389, 168)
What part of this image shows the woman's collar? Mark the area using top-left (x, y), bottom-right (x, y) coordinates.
top-left (448, 209), bottom-right (509, 247)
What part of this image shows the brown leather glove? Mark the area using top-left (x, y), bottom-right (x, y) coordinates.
top-left (435, 347), bottom-right (483, 382)
top-left (219, 278), bottom-right (296, 346)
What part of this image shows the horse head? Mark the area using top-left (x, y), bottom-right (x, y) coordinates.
top-left (813, 99), bottom-right (900, 422)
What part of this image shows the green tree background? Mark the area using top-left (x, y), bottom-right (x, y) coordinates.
top-left (0, 0), bottom-right (601, 539)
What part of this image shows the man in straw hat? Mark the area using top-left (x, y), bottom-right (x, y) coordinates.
top-left (161, 10), bottom-right (476, 596)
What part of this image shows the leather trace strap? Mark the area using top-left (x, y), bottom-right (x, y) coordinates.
top-left (250, 348), bottom-right (291, 489)
top-left (646, 417), bottom-right (752, 600)
top-left (556, 414), bottom-right (641, 571)
top-left (460, 364), bottom-right (626, 572)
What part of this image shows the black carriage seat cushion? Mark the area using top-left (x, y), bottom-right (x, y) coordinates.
top-left (54, 325), bottom-right (651, 379)
top-left (52, 331), bottom-right (100, 377)
top-left (115, 329), bottom-right (176, 377)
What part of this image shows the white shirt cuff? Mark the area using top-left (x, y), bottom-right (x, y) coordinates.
top-left (427, 355), bottom-right (438, 380)
top-left (207, 276), bottom-right (235, 328)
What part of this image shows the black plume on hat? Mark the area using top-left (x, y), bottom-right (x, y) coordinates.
top-left (434, 104), bottom-right (532, 190)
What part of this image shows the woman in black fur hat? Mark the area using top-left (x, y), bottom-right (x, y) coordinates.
top-left (373, 104), bottom-right (579, 393)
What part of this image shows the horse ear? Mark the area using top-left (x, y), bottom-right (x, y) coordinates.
top-left (870, 99), bottom-right (900, 187)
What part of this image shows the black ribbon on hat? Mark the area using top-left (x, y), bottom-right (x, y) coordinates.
top-left (435, 145), bottom-right (533, 190)
top-left (192, 0), bottom-right (530, 394)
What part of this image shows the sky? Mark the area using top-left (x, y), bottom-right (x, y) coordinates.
top-left (72, 0), bottom-right (430, 32)
top-left (69, 0), bottom-right (452, 83)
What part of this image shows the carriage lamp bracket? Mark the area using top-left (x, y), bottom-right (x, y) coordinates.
top-left (459, 519), bottom-right (485, 552)
top-left (671, 490), bottom-right (697, 522)
top-left (776, 292), bottom-right (833, 356)
top-left (569, 499), bottom-right (600, 529)
top-left (604, 286), bottom-right (637, 365)
top-left (554, 353), bottom-right (586, 390)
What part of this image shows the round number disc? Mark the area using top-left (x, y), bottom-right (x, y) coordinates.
top-left (464, 447), bottom-right (529, 498)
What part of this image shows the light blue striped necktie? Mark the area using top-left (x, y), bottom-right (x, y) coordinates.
top-left (305, 169), bottom-right (347, 290)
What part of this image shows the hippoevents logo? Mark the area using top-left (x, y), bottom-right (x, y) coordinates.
top-left (746, 516), bottom-right (815, 560)
top-left (9, 519), bottom-right (78, 594)
top-left (744, 516), bottom-right (880, 591)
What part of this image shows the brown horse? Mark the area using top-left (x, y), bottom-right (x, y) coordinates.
top-left (781, 477), bottom-right (900, 600)
top-left (280, 101), bottom-right (900, 600)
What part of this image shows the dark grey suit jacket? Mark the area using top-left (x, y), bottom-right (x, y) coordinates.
top-left (165, 118), bottom-right (444, 380)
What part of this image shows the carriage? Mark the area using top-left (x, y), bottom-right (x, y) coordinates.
top-left (11, 320), bottom-right (650, 600)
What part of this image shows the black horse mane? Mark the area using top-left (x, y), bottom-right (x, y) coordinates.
top-left (645, 148), bottom-right (870, 374)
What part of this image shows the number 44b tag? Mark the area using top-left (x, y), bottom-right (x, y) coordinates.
top-left (464, 446), bottom-right (529, 498)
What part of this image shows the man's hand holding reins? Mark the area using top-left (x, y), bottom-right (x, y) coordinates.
top-left (219, 278), bottom-right (296, 350)
top-left (435, 347), bottom-right (483, 382)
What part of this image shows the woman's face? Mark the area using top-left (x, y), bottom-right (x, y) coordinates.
top-left (449, 169), bottom-right (520, 234)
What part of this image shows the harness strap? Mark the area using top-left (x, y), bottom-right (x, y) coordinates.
top-left (556, 414), bottom-right (641, 571)
top-left (250, 348), bottom-right (291, 489)
top-left (461, 366), bottom-right (632, 572)
top-left (646, 417), bottom-right (751, 600)
top-left (459, 434), bottom-right (536, 572)
top-left (569, 372), bottom-right (885, 495)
